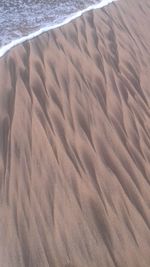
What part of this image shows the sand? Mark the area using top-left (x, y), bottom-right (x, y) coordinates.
top-left (0, 0), bottom-right (150, 266)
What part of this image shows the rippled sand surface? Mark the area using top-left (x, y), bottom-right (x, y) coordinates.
top-left (0, 0), bottom-right (150, 266)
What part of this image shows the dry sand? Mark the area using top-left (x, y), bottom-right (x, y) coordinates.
top-left (0, 0), bottom-right (150, 266)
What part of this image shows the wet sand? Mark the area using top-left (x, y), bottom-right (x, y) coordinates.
top-left (0, 0), bottom-right (150, 266)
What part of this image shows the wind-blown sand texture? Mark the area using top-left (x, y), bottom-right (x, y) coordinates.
top-left (0, 0), bottom-right (150, 266)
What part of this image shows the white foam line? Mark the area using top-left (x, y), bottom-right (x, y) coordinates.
top-left (0, 0), bottom-right (117, 58)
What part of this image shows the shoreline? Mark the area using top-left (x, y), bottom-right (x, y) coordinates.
top-left (0, 0), bottom-right (116, 58)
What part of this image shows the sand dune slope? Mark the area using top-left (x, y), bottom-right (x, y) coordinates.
top-left (0, 0), bottom-right (150, 266)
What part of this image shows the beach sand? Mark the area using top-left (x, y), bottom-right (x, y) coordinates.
top-left (0, 0), bottom-right (150, 266)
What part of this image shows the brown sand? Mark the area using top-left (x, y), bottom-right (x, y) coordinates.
top-left (0, 0), bottom-right (150, 266)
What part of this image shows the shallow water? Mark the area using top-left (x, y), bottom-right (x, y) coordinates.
top-left (0, 0), bottom-right (100, 46)
top-left (0, 0), bottom-right (116, 57)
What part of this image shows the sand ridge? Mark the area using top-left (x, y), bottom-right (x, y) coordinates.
top-left (0, 0), bottom-right (150, 266)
